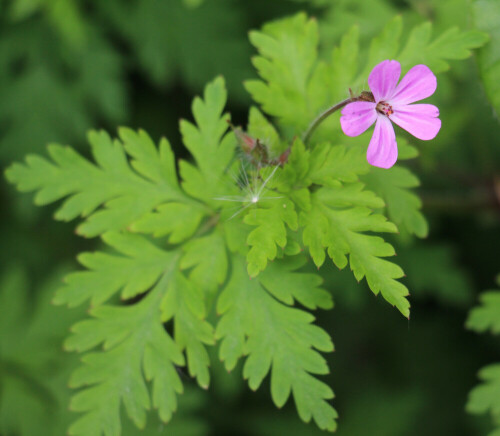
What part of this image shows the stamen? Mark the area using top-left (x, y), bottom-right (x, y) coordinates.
top-left (376, 101), bottom-right (394, 117)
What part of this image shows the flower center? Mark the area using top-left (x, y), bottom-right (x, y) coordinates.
top-left (376, 101), bottom-right (394, 117)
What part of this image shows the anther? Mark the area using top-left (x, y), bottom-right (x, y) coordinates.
top-left (376, 102), bottom-right (394, 117)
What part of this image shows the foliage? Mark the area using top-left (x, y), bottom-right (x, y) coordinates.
top-left (467, 275), bottom-right (500, 435)
top-left (0, 14), bottom-right (126, 162)
top-left (472, 0), bottom-right (500, 117)
top-left (97, 0), bottom-right (251, 100)
top-left (2, 4), bottom-right (495, 436)
top-left (0, 267), bottom-right (80, 436)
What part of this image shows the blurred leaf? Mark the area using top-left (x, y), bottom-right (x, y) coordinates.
top-left (121, 389), bottom-right (209, 436)
top-left (398, 243), bottom-right (473, 307)
top-left (467, 277), bottom-right (500, 435)
top-left (0, 266), bottom-right (83, 436)
top-left (467, 289), bottom-right (500, 334)
top-left (472, 0), bottom-right (500, 117)
top-left (318, 0), bottom-right (398, 51)
top-left (398, 21), bottom-right (489, 73)
top-left (467, 363), bottom-right (500, 434)
top-left (9, 0), bottom-right (86, 45)
top-left (182, 0), bottom-right (205, 8)
top-left (98, 0), bottom-right (251, 101)
top-left (0, 19), bottom-right (126, 162)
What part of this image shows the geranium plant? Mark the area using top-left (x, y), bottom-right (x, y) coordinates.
top-left (5, 12), bottom-right (488, 435)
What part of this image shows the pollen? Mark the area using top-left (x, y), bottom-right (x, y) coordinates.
top-left (376, 102), bottom-right (394, 117)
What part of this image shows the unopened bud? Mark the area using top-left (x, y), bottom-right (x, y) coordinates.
top-left (231, 125), bottom-right (257, 153)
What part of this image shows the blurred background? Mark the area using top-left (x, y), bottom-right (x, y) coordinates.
top-left (0, 0), bottom-right (499, 435)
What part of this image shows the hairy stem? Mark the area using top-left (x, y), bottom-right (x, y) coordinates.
top-left (302, 98), bottom-right (353, 144)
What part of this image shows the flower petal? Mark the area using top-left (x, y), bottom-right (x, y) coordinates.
top-left (367, 116), bottom-right (398, 169)
top-left (390, 65), bottom-right (437, 105)
top-left (368, 60), bottom-right (401, 102)
top-left (340, 102), bottom-right (377, 137)
top-left (390, 104), bottom-right (441, 140)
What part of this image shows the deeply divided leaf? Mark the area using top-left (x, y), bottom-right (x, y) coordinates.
top-left (216, 256), bottom-right (336, 431)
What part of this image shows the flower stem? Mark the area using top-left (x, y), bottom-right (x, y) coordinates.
top-left (302, 98), bottom-right (353, 144)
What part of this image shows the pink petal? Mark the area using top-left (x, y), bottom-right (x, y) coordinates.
top-left (368, 60), bottom-right (401, 102)
top-left (340, 102), bottom-right (377, 137)
top-left (367, 116), bottom-right (398, 169)
top-left (390, 104), bottom-right (441, 140)
top-left (390, 65), bottom-right (437, 105)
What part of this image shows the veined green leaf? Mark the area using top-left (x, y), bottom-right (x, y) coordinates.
top-left (5, 129), bottom-right (188, 237)
top-left (216, 256), bottom-right (336, 432)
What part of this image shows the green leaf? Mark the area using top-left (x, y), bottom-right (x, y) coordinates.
top-left (216, 256), bottom-right (337, 432)
top-left (466, 290), bottom-right (500, 334)
top-left (130, 202), bottom-right (205, 243)
top-left (467, 363), bottom-right (500, 423)
top-left (66, 298), bottom-right (184, 435)
top-left (180, 229), bottom-right (229, 295)
top-left (5, 129), bottom-right (189, 237)
top-left (62, 234), bottom-right (214, 435)
top-left (97, 0), bottom-right (251, 100)
top-left (398, 21), bottom-right (489, 73)
top-left (259, 255), bottom-right (333, 310)
top-left (179, 76), bottom-right (236, 203)
top-left (303, 186), bottom-right (410, 317)
top-left (0, 23), bottom-right (126, 162)
top-left (473, 0), bottom-right (500, 116)
top-left (308, 143), bottom-right (369, 186)
top-left (329, 25), bottom-right (360, 102)
top-left (467, 279), bottom-right (500, 435)
top-left (358, 16), bottom-right (403, 80)
top-left (276, 138), bottom-right (310, 191)
top-left (161, 271), bottom-right (215, 389)
top-left (245, 13), bottom-right (325, 133)
top-left (247, 106), bottom-right (283, 157)
top-left (398, 243), bottom-right (473, 307)
top-left (0, 266), bottom-right (84, 436)
top-left (361, 166), bottom-right (428, 238)
top-left (244, 196), bottom-right (298, 277)
top-left (54, 232), bottom-right (174, 307)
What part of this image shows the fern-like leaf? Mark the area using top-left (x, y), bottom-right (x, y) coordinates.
top-left (5, 128), bottom-right (192, 237)
top-left (216, 256), bottom-right (336, 432)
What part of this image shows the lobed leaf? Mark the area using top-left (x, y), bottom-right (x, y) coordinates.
top-left (161, 272), bottom-right (215, 389)
top-left (180, 229), bottom-right (229, 295)
top-left (302, 186), bottom-right (410, 317)
top-left (362, 166), bottom-right (428, 238)
top-left (308, 143), bottom-right (369, 186)
top-left (63, 235), bottom-right (213, 435)
top-left (245, 13), bottom-right (325, 133)
top-left (398, 21), bottom-right (489, 73)
top-left (473, 0), bottom-right (500, 117)
top-left (179, 76), bottom-right (236, 204)
top-left (54, 232), bottom-right (174, 307)
top-left (216, 256), bottom-right (336, 431)
top-left (5, 129), bottom-right (188, 237)
top-left (467, 290), bottom-right (500, 334)
top-left (244, 197), bottom-right (298, 277)
top-left (467, 363), bottom-right (500, 430)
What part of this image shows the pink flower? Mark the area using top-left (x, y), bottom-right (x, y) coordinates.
top-left (340, 60), bottom-right (441, 169)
